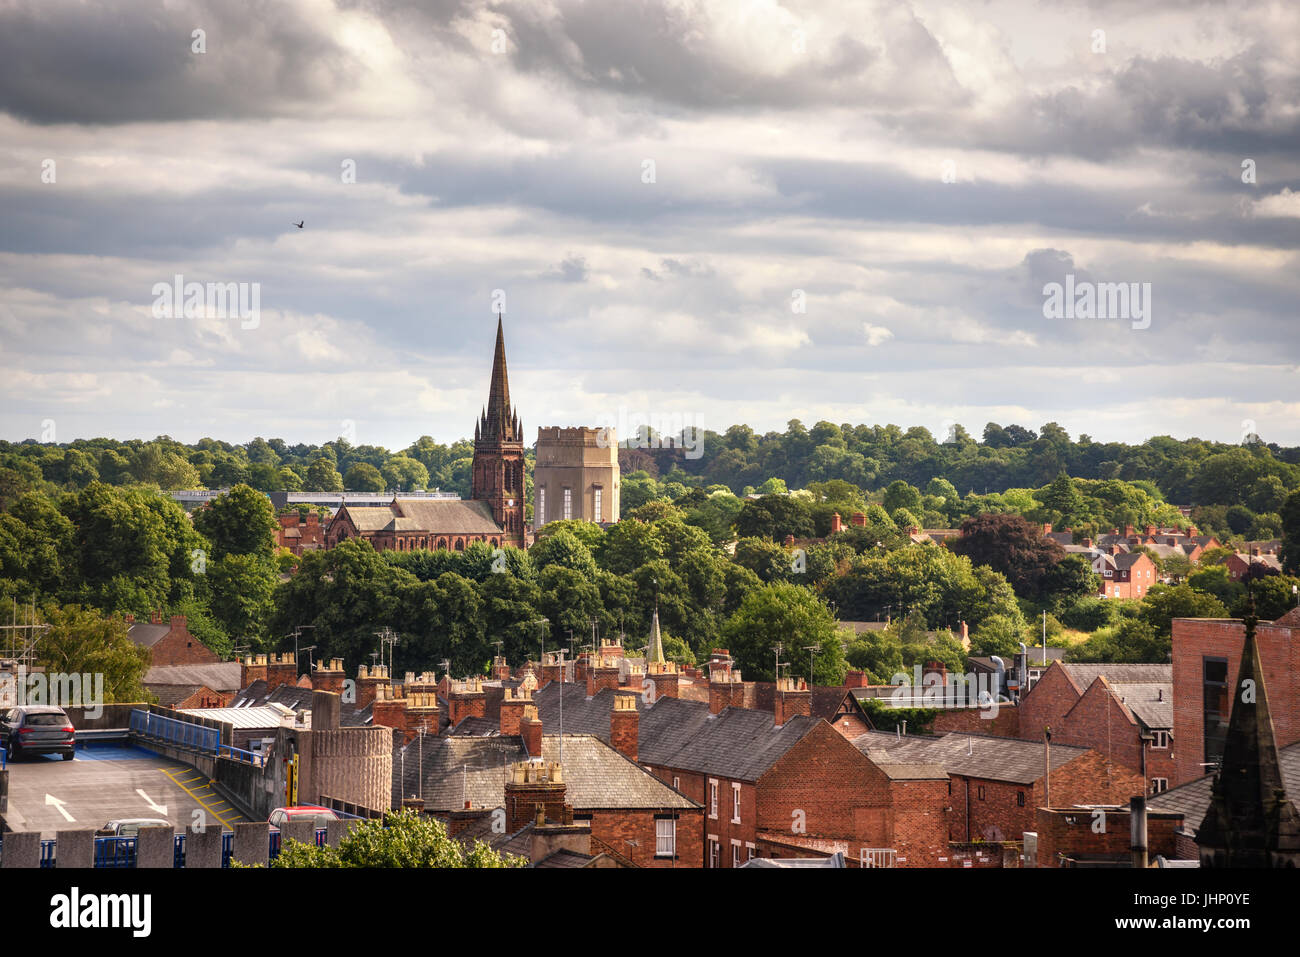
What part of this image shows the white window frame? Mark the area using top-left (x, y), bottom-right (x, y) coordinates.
top-left (731, 840), bottom-right (742, 869)
top-left (655, 818), bottom-right (676, 858)
top-left (593, 486), bottom-right (602, 522)
top-left (708, 778), bottom-right (718, 819)
top-left (672, 776), bottom-right (680, 791)
top-left (731, 782), bottom-right (742, 824)
top-left (746, 842), bottom-right (756, 861)
top-left (1150, 730), bottom-right (1169, 749)
top-left (537, 486), bottom-right (546, 526)
top-left (563, 487), bottom-right (572, 521)
top-left (1151, 777), bottom-right (1169, 794)
top-left (708, 837), bottom-right (720, 868)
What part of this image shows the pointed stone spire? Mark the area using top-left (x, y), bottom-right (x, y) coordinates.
top-left (1197, 589), bottom-right (1300, 867)
top-left (479, 313), bottom-right (518, 445)
top-left (646, 608), bottom-right (665, 666)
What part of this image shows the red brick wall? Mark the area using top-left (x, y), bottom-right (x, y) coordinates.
top-left (830, 711), bottom-right (873, 739)
top-left (1057, 679), bottom-right (1142, 773)
top-left (932, 705), bottom-right (1020, 738)
top-left (147, 617), bottom-right (220, 667)
top-left (587, 807), bottom-right (703, 868)
top-left (1172, 617), bottom-right (1300, 785)
top-left (1017, 663), bottom-right (1081, 742)
top-left (1035, 807), bottom-right (1181, 867)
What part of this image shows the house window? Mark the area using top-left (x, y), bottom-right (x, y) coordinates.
top-left (1017, 791), bottom-right (1025, 807)
top-left (709, 779), bottom-right (718, 818)
top-left (1151, 730), bottom-right (1169, 749)
top-left (746, 842), bottom-right (756, 861)
top-left (1151, 778), bottom-right (1169, 795)
top-left (593, 487), bottom-right (602, 521)
top-left (563, 487), bottom-right (573, 520)
top-left (732, 783), bottom-right (741, 823)
top-left (537, 487), bottom-right (546, 526)
top-left (731, 840), bottom-right (742, 868)
top-left (655, 818), bottom-right (676, 857)
top-left (977, 786), bottom-right (986, 800)
top-left (1203, 657), bottom-right (1229, 770)
top-left (708, 838), bottom-right (720, 868)
top-left (672, 776), bottom-right (680, 791)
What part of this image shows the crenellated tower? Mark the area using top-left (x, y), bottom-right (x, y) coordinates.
top-left (471, 315), bottom-right (526, 547)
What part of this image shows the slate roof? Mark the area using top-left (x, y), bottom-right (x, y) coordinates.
top-left (127, 623), bottom-right (171, 649)
top-left (1060, 663), bottom-right (1171, 687)
top-left (858, 731), bottom-right (1090, 784)
top-left (533, 681), bottom-right (822, 782)
top-left (1057, 664), bottom-right (1174, 730)
top-left (450, 716), bottom-right (503, 736)
top-left (229, 679), bottom-right (374, 727)
top-left (148, 683), bottom-right (204, 707)
top-left (533, 848), bottom-right (593, 868)
top-left (145, 662), bottom-right (242, 692)
top-left (392, 732), bottom-right (699, 812)
top-left (749, 682), bottom-right (849, 721)
top-left (337, 499), bottom-right (502, 535)
top-left (1148, 743), bottom-right (1300, 836)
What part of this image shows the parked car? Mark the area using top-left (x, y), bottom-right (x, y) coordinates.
top-left (267, 806), bottom-right (339, 829)
top-left (95, 819), bottom-right (171, 837)
top-left (0, 705), bottom-right (76, 761)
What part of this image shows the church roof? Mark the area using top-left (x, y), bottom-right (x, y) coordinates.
top-left (337, 499), bottom-right (502, 535)
top-left (477, 315), bottom-right (522, 447)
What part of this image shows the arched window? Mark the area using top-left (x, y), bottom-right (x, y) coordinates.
top-left (455, 538), bottom-right (465, 551)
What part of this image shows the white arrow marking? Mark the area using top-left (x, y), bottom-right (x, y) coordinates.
top-left (45, 794), bottom-right (75, 822)
top-left (136, 789), bottom-right (168, 816)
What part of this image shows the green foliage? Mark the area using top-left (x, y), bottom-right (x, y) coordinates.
top-left (269, 809), bottom-right (526, 868)
top-left (35, 604), bottom-right (151, 703)
top-left (721, 581), bottom-right (843, 682)
top-left (859, 697), bottom-right (938, 735)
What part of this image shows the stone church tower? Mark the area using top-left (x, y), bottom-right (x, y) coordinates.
top-left (472, 316), bottom-right (526, 548)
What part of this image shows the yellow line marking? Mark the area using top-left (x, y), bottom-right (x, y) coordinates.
top-left (158, 767), bottom-right (249, 829)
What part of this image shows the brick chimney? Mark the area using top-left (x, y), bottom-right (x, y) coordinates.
top-left (844, 669), bottom-right (868, 689)
top-left (540, 652), bottom-right (563, 688)
top-left (851, 511), bottom-right (867, 527)
top-left (1187, 525), bottom-right (1198, 538)
top-left (922, 659), bottom-right (948, 686)
top-left (500, 686), bottom-right (533, 736)
top-left (708, 649), bottom-right (733, 678)
top-left (1124, 524), bottom-right (1136, 538)
top-left (266, 652), bottom-right (298, 693)
top-left (586, 653), bottom-right (620, 698)
top-left (124, 612), bottom-right (135, 625)
top-left (371, 684), bottom-right (408, 738)
top-left (1145, 525), bottom-right (1157, 538)
top-left (492, 656), bottom-right (512, 681)
top-left (646, 660), bottom-right (679, 700)
top-left (709, 669), bottom-right (744, 715)
top-left (574, 654), bottom-right (589, 685)
top-left (356, 664), bottom-right (390, 708)
top-left (447, 677), bottom-right (486, 728)
top-left (598, 634), bottom-right (624, 661)
top-left (908, 525), bottom-right (920, 538)
top-left (610, 691), bottom-right (639, 762)
top-left (520, 704), bottom-right (542, 757)
top-left (504, 760), bottom-right (566, 834)
top-left (311, 657), bottom-right (346, 695)
top-left (150, 609), bottom-right (163, 625)
top-left (831, 512), bottom-right (842, 534)
top-left (529, 811), bottom-right (590, 863)
top-left (774, 676), bottom-right (811, 727)
top-left (241, 654), bottom-right (268, 690)
top-left (406, 691), bottom-right (440, 737)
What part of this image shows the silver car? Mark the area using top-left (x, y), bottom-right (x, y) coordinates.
top-left (0, 705), bottom-right (76, 761)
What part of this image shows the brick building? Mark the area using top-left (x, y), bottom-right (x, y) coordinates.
top-left (1016, 662), bottom-right (1176, 792)
top-left (126, 612), bottom-right (218, 667)
top-left (1171, 606), bottom-right (1300, 786)
top-left (275, 511), bottom-right (325, 555)
top-left (861, 731), bottom-right (1146, 847)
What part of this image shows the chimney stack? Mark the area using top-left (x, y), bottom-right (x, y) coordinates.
top-left (831, 512), bottom-right (842, 534)
top-left (844, 669), bottom-right (868, 689)
top-left (586, 653), bottom-right (620, 698)
top-left (851, 511), bottom-right (867, 527)
top-left (241, 654), bottom-right (268, 690)
top-left (447, 676), bottom-right (486, 728)
top-left (500, 685), bottom-right (533, 736)
top-left (774, 676), bottom-right (811, 727)
top-left (356, 664), bottom-right (391, 708)
top-left (540, 652), bottom-right (563, 688)
top-left (406, 691), bottom-right (440, 737)
top-left (520, 704), bottom-right (543, 757)
top-left (504, 760), bottom-right (566, 834)
top-left (151, 609), bottom-right (163, 625)
top-left (610, 691), bottom-right (639, 762)
top-left (709, 667), bottom-right (744, 715)
top-left (371, 684), bottom-right (409, 740)
top-left (646, 660), bottom-right (680, 700)
top-left (311, 657), bottom-right (346, 695)
top-left (266, 652), bottom-right (298, 693)
top-left (492, 656), bottom-right (512, 681)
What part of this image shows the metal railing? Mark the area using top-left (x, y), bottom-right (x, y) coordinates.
top-left (129, 709), bottom-right (220, 754)
top-left (217, 743), bottom-right (266, 768)
top-left (8, 826), bottom-right (338, 868)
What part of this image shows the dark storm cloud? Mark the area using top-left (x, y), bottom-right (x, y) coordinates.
top-left (0, 0), bottom-right (356, 124)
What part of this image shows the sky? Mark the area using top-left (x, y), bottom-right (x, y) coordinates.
top-left (1, 0), bottom-right (1298, 451)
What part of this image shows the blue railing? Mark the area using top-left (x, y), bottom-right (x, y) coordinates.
top-left (94, 837), bottom-right (139, 868)
top-left (217, 743), bottom-right (266, 768)
top-left (40, 840), bottom-right (56, 868)
top-left (129, 709), bottom-right (220, 754)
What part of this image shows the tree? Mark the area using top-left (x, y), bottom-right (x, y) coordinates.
top-left (305, 457), bottom-right (344, 493)
top-left (344, 463), bottom-right (386, 492)
top-left (382, 456), bottom-right (430, 492)
top-left (1282, 490), bottom-right (1300, 574)
top-left (949, 513), bottom-right (1067, 600)
top-left (1137, 584), bottom-right (1229, 636)
top-left (883, 481), bottom-right (923, 515)
top-left (269, 808), bottom-right (525, 868)
top-left (1041, 472), bottom-right (1084, 525)
top-left (529, 529), bottom-right (598, 580)
top-left (35, 604), bottom-right (151, 703)
top-left (721, 582), bottom-right (841, 682)
top-left (192, 484), bottom-right (277, 561)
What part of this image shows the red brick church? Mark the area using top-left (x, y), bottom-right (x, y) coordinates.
top-left (325, 317), bottom-right (528, 552)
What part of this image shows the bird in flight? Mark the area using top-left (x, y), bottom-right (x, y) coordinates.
top-left (292, 221), bottom-right (304, 229)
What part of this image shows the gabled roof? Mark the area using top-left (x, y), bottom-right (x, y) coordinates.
top-left (229, 679), bottom-right (373, 726)
top-left (127, 623), bottom-right (172, 649)
top-left (532, 681), bottom-right (822, 782)
top-left (145, 662), bottom-right (242, 692)
top-left (392, 731), bottom-right (699, 813)
top-left (336, 499), bottom-right (502, 535)
top-left (148, 683), bottom-right (206, 707)
top-left (1059, 663), bottom-right (1170, 687)
top-left (858, 731), bottom-right (1090, 784)
top-left (1148, 742), bottom-right (1300, 831)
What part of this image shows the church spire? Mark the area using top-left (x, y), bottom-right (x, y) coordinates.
top-left (479, 313), bottom-right (518, 445)
top-left (1197, 588), bottom-right (1300, 866)
top-left (646, 608), bottom-right (666, 666)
